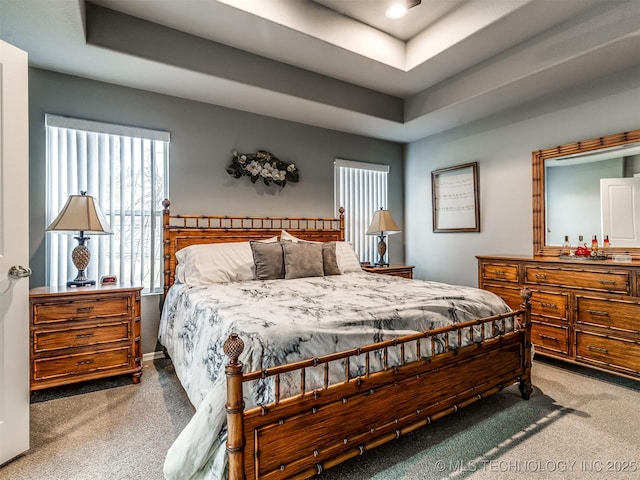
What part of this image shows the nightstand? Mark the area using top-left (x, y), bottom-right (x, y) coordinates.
top-left (29, 283), bottom-right (143, 392)
top-left (361, 264), bottom-right (414, 279)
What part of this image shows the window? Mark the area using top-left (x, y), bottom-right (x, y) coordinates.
top-left (45, 115), bottom-right (169, 293)
top-left (334, 159), bottom-right (389, 263)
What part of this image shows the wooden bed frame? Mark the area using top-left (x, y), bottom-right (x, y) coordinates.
top-left (161, 199), bottom-right (533, 480)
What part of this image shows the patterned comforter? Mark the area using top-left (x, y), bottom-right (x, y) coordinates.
top-left (159, 272), bottom-right (512, 480)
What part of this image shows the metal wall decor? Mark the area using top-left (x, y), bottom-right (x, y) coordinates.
top-left (227, 150), bottom-right (299, 187)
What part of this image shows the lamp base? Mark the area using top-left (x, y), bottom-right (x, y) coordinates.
top-left (67, 268), bottom-right (96, 287)
top-left (68, 238), bottom-right (95, 287)
top-left (376, 234), bottom-right (388, 266)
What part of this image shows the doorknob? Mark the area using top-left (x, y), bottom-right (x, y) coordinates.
top-left (8, 265), bottom-right (32, 279)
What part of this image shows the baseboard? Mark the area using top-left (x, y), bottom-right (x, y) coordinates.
top-left (143, 351), bottom-right (166, 362)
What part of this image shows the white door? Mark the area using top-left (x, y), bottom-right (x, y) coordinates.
top-left (601, 177), bottom-right (640, 248)
top-left (0, 40), bottom-right (30, 465)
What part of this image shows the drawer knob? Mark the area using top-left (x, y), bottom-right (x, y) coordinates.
top-left (586, 309), bottom-right (610, 317)
top-left (76, 307), bottom-right (94, 313)
top-left (534, 274), bottom-right (547, 279)
top-left (76, 359), bottom-right (94, 366)
top-left (587, 345), bottom-right (608, 354)
top-left (76, 333), bottom-right (94, 338)
top-left (598, 280), bottom-right (616, 286)
top-left (494, 270), bottom-right (505, 276)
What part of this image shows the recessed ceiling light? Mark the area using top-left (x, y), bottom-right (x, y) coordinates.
top-left (386, 4), bottom-right (407, 19)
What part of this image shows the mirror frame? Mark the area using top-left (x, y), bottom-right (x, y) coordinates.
top-left (532, 128), bottom-right (640, 259)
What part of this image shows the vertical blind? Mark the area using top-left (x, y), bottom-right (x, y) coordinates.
top-left (45, 115), bottom-right (169, 293)
top-left (334, 159), bottom-right (389, 264)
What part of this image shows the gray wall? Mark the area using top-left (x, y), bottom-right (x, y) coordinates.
top-left (29, 65), bottom-right (640, 353)
top-left (404, 67), bottom-right (640, 287)
top-left (28, 68), bottom-right (404, 355)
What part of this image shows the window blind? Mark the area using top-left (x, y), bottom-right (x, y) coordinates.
top-left (334, 159), bottom-right (389, 264)
top-left (45, 115), bottom-right (169, 293)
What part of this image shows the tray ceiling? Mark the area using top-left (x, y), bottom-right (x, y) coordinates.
top-left (1, 0), bottom-right (639, 142)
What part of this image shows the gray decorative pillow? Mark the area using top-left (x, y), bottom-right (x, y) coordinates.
top-left (250, 241), bottom-right (284, 280)
top-left (283, 242), bottom-right (324, 279)
top-left (322, 242), bottom-right (341, 276)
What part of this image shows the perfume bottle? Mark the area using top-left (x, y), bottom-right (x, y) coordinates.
top-left (592, 235), bottom-right (598, 252)
top-left (562, 235), bottom-right (571, 256)
top-left (603, 235), bottom-right (610, 249)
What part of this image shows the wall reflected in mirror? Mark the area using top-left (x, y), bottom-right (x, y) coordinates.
top-left (545, 143), bottom-right (640, 248)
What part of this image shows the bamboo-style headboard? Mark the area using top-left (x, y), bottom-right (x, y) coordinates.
top-left (161, 199), bottom-right (345, 296)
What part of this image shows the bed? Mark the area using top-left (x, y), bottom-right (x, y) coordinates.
top-left (158, 199), bottom-right (532, 480)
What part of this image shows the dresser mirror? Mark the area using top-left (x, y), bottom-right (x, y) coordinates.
top-left (532, 129), bottom-right (640, 259)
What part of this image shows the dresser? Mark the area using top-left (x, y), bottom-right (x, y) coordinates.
top-left (477, 255), bottom-right (640, 380)
top-left (361, 264), bottom-right (414, 279)
top-left (29, 283), bottom-right (143, 391)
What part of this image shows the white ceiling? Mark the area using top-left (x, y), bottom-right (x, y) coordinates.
top-left (1, 0), bottom-right (639, 143)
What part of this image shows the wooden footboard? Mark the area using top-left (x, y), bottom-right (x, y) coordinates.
top-left (224, 290), bottom-right (533, 480)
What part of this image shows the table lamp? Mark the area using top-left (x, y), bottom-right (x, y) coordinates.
top-left (47, 191), bottom-right (113, 287)
top-left (366, 207), bottom-right (401, 266)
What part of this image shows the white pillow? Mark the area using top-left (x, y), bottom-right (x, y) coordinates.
top-left (280, 229), bottom-right (320, 244)
top-left (335, 241), bottom-right (362, 273)
top-left (281, 230), bottom-right (361, 274)
top-left (175, 237), bottom-right (277, 285)
top-left (280, 229), bottom-right (300, 242)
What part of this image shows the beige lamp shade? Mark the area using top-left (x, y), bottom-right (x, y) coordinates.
top-left (47, 193), bottom-right (113, 234)
top-left (366, 209), bottom-right (401, 235)
top-left (366, 208), bottom-right (401, 266)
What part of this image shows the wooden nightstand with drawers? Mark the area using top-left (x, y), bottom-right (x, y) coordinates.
top-left (361, 264), bottom-right (414, 279)
top-left (29, 283), bottom-right (143, 392)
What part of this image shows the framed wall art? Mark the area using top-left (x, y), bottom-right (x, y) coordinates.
top-left (431, 162), bottom-right (480, 232)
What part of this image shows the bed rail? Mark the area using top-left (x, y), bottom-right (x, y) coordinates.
top-left (224, 289), bottom-right (532, 480)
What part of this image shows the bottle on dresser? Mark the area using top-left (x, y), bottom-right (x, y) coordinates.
top-left (562, 235), bottom-right (571, 256)
top-left (575, 235), bottom-right (590, 256)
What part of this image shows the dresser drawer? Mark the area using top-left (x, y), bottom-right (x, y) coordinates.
top-left (530, 290), bottom-right (568, 321)
top-left (576, 331), bottom-right (640, 373)
top-left (576, 296), bottom-right (640, 333)
top-left (524, 267), bottom-right (630, 294)
top-left (33, 346), bottom-right (131, 382)
top-left (481, 263), bottom-right (518, 283)
top-left (33, 322), bottom-right (130, 354)
top-left (532, 321), bottom-right (569, 354)
top-left (33, 296), bottom-right (131, 324)
top-left (482, 284), bottom-right (522, 311)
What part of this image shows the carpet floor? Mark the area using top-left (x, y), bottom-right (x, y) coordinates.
top-left (1, 357), bottom-right (638, 480)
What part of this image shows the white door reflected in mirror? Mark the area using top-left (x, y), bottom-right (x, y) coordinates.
top-left (601, 177), bottom-right (640, 248)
